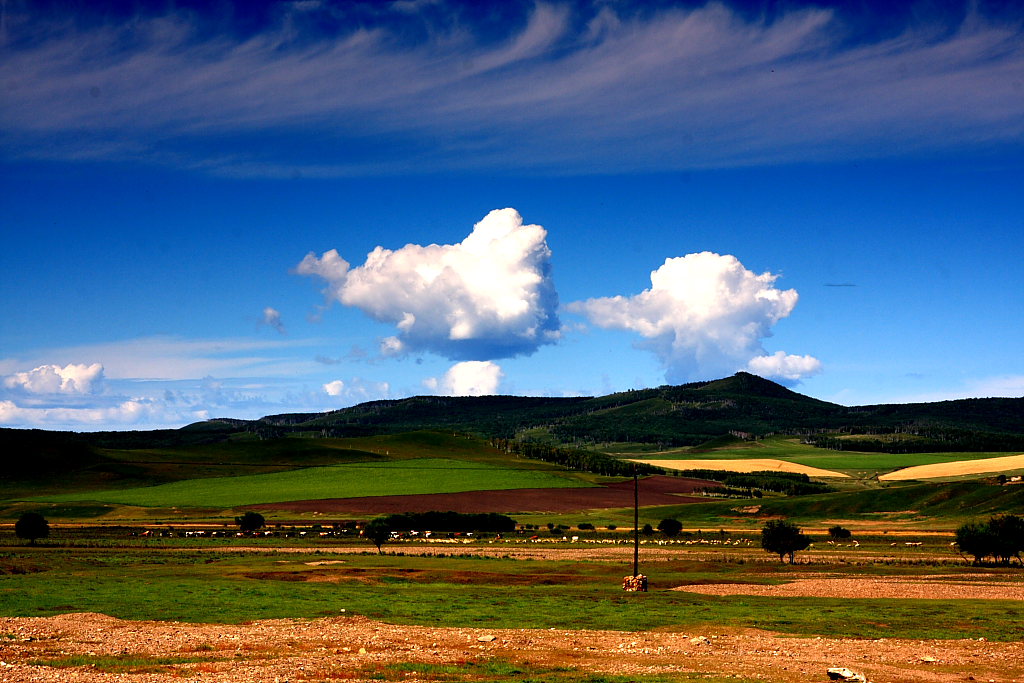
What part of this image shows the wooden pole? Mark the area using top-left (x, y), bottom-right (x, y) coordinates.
top-left (633, 464), bottom-right (639, 578)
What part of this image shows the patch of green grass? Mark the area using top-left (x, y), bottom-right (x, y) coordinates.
top-left (28, 654), bottom-right (221, 673)
top-left (2, 550), bottom-right (1022, 642)
top-left (367, 659), bottom-right (756, 683)
top-left (608, 436), bottom-right (1024, 478)
top-left (23, 458), bottom-right (593, 507)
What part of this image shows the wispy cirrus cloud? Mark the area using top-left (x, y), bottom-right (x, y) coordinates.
top-left (2, 2), bottom-right (1021, 176)
top-left (0, 336), bottom-right (323, 382)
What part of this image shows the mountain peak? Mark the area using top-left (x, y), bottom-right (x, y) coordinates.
top-left (697, 372), bottom-right (822, 402)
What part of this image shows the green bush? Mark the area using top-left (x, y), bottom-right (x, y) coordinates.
top-left (657, 518), bottom-right (683, 537)
top-left (761, 519), bottom-right (811, 564)
top-left (955, 515), bottom-right (1024, 565)
top-left (15, 512), bottom-right (49, 545)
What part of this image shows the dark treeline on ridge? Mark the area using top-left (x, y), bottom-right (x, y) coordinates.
top-left (4, 374), bottom-right (1024, 460)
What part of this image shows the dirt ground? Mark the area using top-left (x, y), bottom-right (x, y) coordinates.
top-left (672, 574), bottom-right (1024, 600)
top-left (2, 611), bottom-right (1022, 683)
top-left (251, 475), bottom-right (716, 514)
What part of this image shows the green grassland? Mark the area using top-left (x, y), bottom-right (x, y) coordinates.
top-left (21, 458), bottom-right (593, 508)
top-left (1, 431), bottom-right (574, 500)
top-left (1, 549), bottom-right (1021, 641)
top-left (608, 435), bottom-right (1023, 479)
top-left (5, 429), bottom-right (1024, 531)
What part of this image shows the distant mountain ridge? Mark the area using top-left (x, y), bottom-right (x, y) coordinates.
top-left (4, 372), bottom-right (1023, 452)
top-left (205, 372), bottom-right (1023, 449)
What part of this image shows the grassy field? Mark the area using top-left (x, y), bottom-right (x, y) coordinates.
top-left (21, 458), bottom-right (593, 508)
top-left (612, 436), bottom-right (1024, 479)
top-left (1, 547), bottom-right (1022, 641)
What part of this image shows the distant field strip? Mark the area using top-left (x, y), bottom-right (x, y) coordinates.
top-left (878, 454), bottom-right (1024, 481)
top-left (628, 458), bottom-right (849, 478)
top-left (25, 458), bottom-right (593, 508)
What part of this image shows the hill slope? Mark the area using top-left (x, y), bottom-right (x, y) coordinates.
top-left (3, 373), bottom-right (1023, 493)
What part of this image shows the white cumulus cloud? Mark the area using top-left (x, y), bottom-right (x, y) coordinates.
top-left (262, 307), bottom-right (286, 334)
top-left (322, 377), bottom-right (390, 403)
top-left (298, 208), bottom-right (559, 360)
top-left (3, 363), bottom-right (105, 394)
top-left (747, 351), bottom-right (823, 384)
top-left (570, 252), bottom-right (819, 383)
top-left (322, 379), bottom-right (345, 396)
top-left (426, 361), bottom-right (504, 397)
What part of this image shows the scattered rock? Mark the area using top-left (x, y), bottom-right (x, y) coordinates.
top-left (827, 667), bottom-right (867, 682)
top-left (689, 636), bottom-right (711, 646)
top-left (477, 635), bottom-right (497, 642)
top-left (919, 655), bottom-right (938, 663)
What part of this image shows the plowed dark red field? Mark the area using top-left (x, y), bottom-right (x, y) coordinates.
top-left (252, 475), bottom-right (718, 514)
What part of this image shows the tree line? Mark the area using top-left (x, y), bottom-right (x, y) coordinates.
top-left (675, 469), bottom-right (835, 496)
top-left (489, 438), bottom-right (663, 477)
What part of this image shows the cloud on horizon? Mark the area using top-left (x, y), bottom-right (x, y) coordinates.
top-left (425, 361), bottom-right (504, 397)
top-left (298, 208), bottom-right (560, 361)
top-left (570, 252), bottom-right (820, 384)
top-left (3, 363), bottom-right (105, 395)
top-left (2, 2), bottom-right (1022, 175)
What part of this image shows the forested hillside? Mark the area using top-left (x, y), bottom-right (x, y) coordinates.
top-left (4, 373), bottom-right (1023, 462)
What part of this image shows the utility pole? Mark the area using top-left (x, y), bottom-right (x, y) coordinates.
top-left (633, 464), bottom-right (639, 578)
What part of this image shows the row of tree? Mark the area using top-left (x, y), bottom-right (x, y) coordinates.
top-left (955, 515), bottom-right (1024, 565)
top-left (677, 469), bottom-right (835, 496)
top-left (489, 438), bottom-right (663, 477)
top-left (804, 429), bottom-right (1024, 454)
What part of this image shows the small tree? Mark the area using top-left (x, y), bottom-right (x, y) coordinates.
top-left (641, 523), bottom-right (654, 536)
top-left (657, 518), bottom-right (683, 537)
top-left (363, 518), bottom-right (392, 555)
top-left (15, 512), bottom-right (49, 545)
top-left (235, 511), bottom-right (266, 533)
top-left (828, 525), bottom-right (852, 542)
top-left (956, 515), bottom-right (1024, 565)
top-left (989, 514), bottom-right (1024, 565)
top-left (761, 519), bottom-right (811, 564)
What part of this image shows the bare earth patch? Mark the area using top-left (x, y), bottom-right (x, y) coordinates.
top-left (879, 454), bottom-right (1024, 481)
top-left (673, 575), bottom-right (1024, 600)
top-left (628, 458), bottom-right (850, 478)
top-left (2, 611), bottom-right (1022, 683)
top-left (251, 475), bottom-right (717, 514)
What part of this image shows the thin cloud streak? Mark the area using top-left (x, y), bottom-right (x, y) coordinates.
top-left (2, 3), bottom-right (1021, 175)
top-left (0, 336), bottom-right (325, 382)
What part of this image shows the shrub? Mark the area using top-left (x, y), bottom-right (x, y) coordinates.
top-left (15, 512), bottom-right (49, 545)
top-left (235, 511), bottom-right (266, 532)
top-left (657, 518), bottom-right (683, 537)
top-left (828, 525), bottom-right (852, 541)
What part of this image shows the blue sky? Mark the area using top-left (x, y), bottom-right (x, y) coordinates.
top-left (1, 0), bottom-right (1022, 430)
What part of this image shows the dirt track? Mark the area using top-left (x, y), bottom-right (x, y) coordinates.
top-left (2, 611), bottom-right (1022, 683)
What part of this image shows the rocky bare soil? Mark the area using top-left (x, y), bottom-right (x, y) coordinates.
top-left (2, 612), bottom-right (1022, 683)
